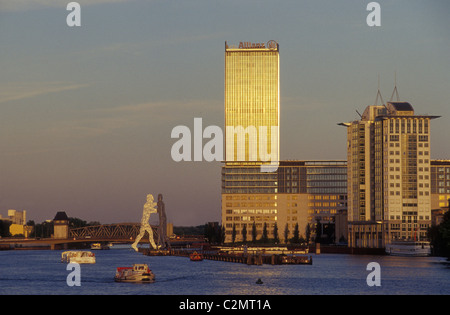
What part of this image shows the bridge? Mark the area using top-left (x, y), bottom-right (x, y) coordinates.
top-left (0, 223), bottom-right (205, 250)
top-left (0, 223), bottom-right (162, 249)
top-left (69, 223), bottom-right (149, 240)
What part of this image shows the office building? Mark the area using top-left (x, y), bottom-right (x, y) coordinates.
top-left (431, 160), bottom-right (450, 210)
top-left (224, 41), bottom-right (280, 163)
top-left (340, 101), bottom-right (439, 248)
top-left (221, 160), bottom-right (347, 243)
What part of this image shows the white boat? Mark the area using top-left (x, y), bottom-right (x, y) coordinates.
top-left (61, 251), bottom-right (96, 264)
top-left (114, 264), bottom-right (155, 283)
top-left (385, 241), bottom-right (431, 257)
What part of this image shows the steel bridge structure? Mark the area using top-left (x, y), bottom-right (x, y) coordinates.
top-left (69, 223), bottom-right (160, 242)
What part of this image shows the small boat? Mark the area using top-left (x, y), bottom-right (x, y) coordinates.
top-left (280, 255), bottom-right (312, 265)
top-left (61, 251), bottom-right (96, 264)
top-left (91, 243), bottom-right (110, 250)
top-left (189, 251), bottom-right (203, 261)
top-left (385, 241), bottom-right (431, 257)
top-left (114, 264), bottom-right (155, 283)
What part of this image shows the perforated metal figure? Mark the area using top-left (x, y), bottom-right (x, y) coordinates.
top-left (131, 194), bottom-right (158, 251)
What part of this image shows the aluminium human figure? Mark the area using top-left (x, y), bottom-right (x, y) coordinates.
top-left (131, 194), bottom-right (158, 252)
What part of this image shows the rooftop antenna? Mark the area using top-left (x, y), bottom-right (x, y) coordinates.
top-left (390, 71), bottom-right (400, 102)
top-left (374, 75), bottom-right (385, 106)
top-left (356, 110), bottom-right (363, 119)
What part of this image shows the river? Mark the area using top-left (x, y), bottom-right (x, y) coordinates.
top-left (0, 247), bottom-right (449, 295)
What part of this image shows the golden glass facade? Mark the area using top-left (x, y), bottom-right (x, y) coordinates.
top-left (224, 41), bottom-right (279, 162)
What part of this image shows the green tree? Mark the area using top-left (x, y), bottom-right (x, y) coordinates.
top-left (305, 224), bottom-right (311, 245)
top-left (0, 220), bottom-right (11, 237)
top-left (231, 224), bottom-right (236, 244)
top-left (251, 222), bottom-right (257, 243)
top-left (439, 210), bottom-right (450, 258)
top-left (273, 222), bottom-right (279, 244)
top-left (315, 217), bottom-right (322, 243)
top-left (261, 222), bottom-right (268, 243)
top-left (291, 223), bottom-right (300, 244)
top-left (428, 208), bottom-right (450, 258)
top-left (242, 224), bottom-right (247, 244)
top-left (284, 223), bottom-right (289, 244)
top-left (220, 225), bottom-right (226, 245)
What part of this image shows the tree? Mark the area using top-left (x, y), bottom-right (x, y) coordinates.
top-left (0, 220), bottom-right (11, 238)
top-left (428, 208), bottom-right (450, 258)
top-left (242, 224), bottom-right (247, 244)
top-left (315, 217), bottom-right (322, 243)
top-left (291, 223), bottom-right (300, 244)
top-left (284, 223), bottom-right (289, 244)
top-left (438, 210), bottom-right (450, 258)
top-left (261, 222), bottom-right (269, 243)
top-left (273, 222), bottom-right (279, 244)
top-left (251, 222), bottom-right (257, 243)
top-left (305, 224), bottom-right (311, 245)
top-left (220, 225), bottom-right (226, 245)
top-left (231, 224), bottom-right (236, 244)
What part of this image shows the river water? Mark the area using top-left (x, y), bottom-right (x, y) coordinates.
top-left (0, 247), bottom-right (449, 295)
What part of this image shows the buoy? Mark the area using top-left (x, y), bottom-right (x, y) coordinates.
top-left (256, 278), bottom-right (263, 284)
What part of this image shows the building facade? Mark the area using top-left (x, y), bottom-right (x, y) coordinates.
top-left (224, 41), bottom-right (280, 164)
top-left (431, 160), bottom-right (450, 210)
top-left (221, 161), bottom-right (347, 243)
top-left (340, 102), bottom-right (439, 248)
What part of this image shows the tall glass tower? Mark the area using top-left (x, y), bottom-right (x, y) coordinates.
top-left (224, 41), bottom-right (280, 164)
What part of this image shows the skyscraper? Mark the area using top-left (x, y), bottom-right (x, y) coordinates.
top-left (224, 41), bottom-right (279, 164)
top-left (340, 101), bottom-right (440, 248)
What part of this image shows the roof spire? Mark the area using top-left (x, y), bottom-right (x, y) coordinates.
top-left (390, 71), bottom-right (400, 102)
top-left (375, 74), bottom-right (385, 106)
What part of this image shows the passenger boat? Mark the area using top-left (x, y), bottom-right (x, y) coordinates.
top-left (61, 251), bottom-right (96, 264)
top-left (114, 264), bottom-right (155, 283)
top-left (385, 241), bottom-right (431, 257)
top-left (189, 251), bottom-right (203, 261)
top-left (91, 243), bottom-right (110, 250)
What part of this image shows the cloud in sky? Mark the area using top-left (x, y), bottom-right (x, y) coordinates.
top-left (0, 81), bottom-right (87, 104)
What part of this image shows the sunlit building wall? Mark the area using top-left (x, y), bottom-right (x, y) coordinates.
top-left (431, 160), bottom-right (450, 210)
top-left (224, 41), bottom-right (279, 163)
top-left (221, 161), bottom-right (347, 243)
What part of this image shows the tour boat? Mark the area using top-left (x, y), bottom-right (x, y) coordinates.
top-left (114, 264), bottom-right (155, 283)
top-left (61, 251), bottom-right (96, 264)
top-left (189, 251), bottom-right (203, 261)
top-left (385, 241), bottom-right (431, 257)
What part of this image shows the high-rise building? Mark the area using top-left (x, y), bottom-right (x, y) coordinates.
top-left (340, 101), bottom-right (440, 248)
top-left (224, 41), bottom-right (279, 164)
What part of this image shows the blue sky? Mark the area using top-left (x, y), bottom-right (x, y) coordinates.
top-left (1, 0), bottom-right (449, 225)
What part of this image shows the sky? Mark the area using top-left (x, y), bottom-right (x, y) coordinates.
top-left (0, 0), bottom-right (449, 226)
